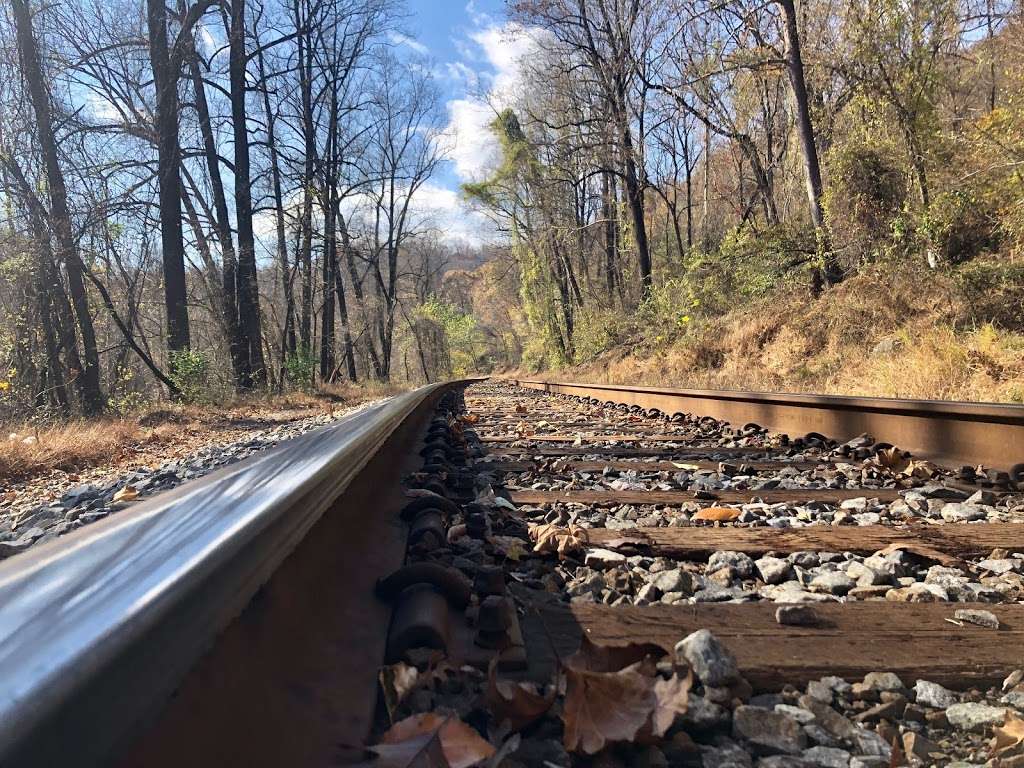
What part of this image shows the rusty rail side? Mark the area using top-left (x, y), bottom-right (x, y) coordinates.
top-left (510, 379), bottom-right (1024, 471)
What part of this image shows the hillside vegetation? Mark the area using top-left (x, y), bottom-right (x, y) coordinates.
top-left (452, 2), bottom-right (1024, 403)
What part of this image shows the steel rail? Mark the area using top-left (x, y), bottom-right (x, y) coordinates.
top-left (510, 379), bottom-right (1024, 471)
top-left (0, 381), bottom-right (468, 767)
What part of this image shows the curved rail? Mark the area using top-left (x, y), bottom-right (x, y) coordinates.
top-left (0, 381), bottom-right (470, 767)
top-left (510, 379), bottom-right (1024, 471)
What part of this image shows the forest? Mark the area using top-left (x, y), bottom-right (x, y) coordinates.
top-left (1, 0), bottom-right (1023, 424)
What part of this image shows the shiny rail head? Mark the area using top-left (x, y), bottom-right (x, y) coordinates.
top-left (0, 381), bottom-right (474, 768)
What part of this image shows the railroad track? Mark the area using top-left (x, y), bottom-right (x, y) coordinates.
top-left (1, 378), bottom-right (1023, 766)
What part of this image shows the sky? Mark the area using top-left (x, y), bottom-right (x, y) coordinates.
top-left (395, 0), bottom-right (533, 247)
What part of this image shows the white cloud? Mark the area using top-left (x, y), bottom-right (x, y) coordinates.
top-left (442, 22), bottom-right (538, 187)
top-left (408, 181), bottom-right (493, 246)
top-left (446, 98), bottom-right (500, 182)
top-left (388, 31), bottom-right (429, 55)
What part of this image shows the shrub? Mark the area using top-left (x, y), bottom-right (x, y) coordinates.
top-left (953, 259), bottom-right (1024, 329)
top-left (284, 347), bottom-right (316, 391)
top-left (824, 141), bottom-right (907, 261)
top-left (168, 349), bottom-right (210, 403)
top-left (919, 189), bottom-right (999, 266)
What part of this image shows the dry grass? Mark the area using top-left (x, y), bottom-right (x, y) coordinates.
top-left (534, 264), bottom-right (1024, 404)
top-left (0, 383), bottom-right (405, 486)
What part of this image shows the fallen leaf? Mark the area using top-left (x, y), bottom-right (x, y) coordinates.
top-left (650, 669), bottom-right (694, 737)
top-left (876, 447), bottom-right (910, 474)
top-left (888, 735), bottom-right (906, 768)
top-left (903, 460), bottom-right (939, 479)
top-left (458, 414), bottom-right (479, 424)
top-left (514, 405), bottom-right (526, 414)
top-left (380, 714), bottom-right (495, 768)
top-left (692, 506), bottom-right (740, 522)
top-left (993, 710), bottom-right (1024, 756)
top-left (486, 659), bottom-right (555, 731)
top-left (527, 523), bottom-right (588, 560)
top-left (572, 433), bottom-right (583, 446)
top-left (113, 485), bottom-right (138, 503)
top-left (567, 633), bottom-right (666, 673)
top-left (344, 731), bottom-right (449, 767)
top-left (379, 663), bottom-right (420, 723)
top-left (562, 663), bottom-right (657, 754)
top-left (670, 462), bottom-right (700, 470)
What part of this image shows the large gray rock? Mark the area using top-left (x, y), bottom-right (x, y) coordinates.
top-left (675, 629), bottom-right (740, 686)
top-left (650, 568), bottom-right (694, 595)
top-left (802, 746), bottom-right (852, 767)
top-left (798, 696), bottom-right (859, 741)
top-left (701, 740), bottom-right (754, 768)
top-left (733, 706), bottom-right (807, 755)
top-left (709, 550), bottom-right (756, 579)
top-left (913, 679), bottom-right (957, 709)
top-left (584, 548), bottom-right (627, 568)
top-left (680, 694), bottom-right (731, 730)
top-left (945, 702), bottom-right (1007, 730)
top-left (810, 571), bottom-right (855, 595)
top-left (756, 556), bottom-right (793, 585)
top-left (940, 503), bottom-right (987, 522)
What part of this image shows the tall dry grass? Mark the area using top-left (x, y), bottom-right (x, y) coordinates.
top-left (540, 264), bottom-right (1024, 404)
top-left (0, 383), bottom-right (406, 484)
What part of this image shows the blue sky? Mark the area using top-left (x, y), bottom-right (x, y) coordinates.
top-left (388, 0), bottom-right (532, 245)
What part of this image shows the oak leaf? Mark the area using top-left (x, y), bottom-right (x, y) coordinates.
top-left (993, 710), bottom-right (1024, 757)
top-left (650, 669), bottom-right (693, 737)
top-left (113, 485), bottom-right (138, 503)
top-left (379, 662), bottom-right (420, 723)
top-left (379, 713), bottom-right (494, 768)
top-left (486, 659), bottom-right (555, 731)
top-left (567, 633), bottom-right (666, 673)
top-left (562, 663), bottom-right (657, 754)
top-left (527, 523), bottom-right (588, 559)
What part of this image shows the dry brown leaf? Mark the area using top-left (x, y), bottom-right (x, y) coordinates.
top-left (458, 414), bottom-right (479, 425)
top-left (875, 542), bottom-right (961, 568)
top-left (903, 460), bottom-right (939, 479)
top-left (486, 659), bottom-right (555, 731)
top-left (379, 663), bottom-right (420, 723)
top-left (876, 447), bottom-right (910, 474)
top-left (693, 506), bottom-right (740, 522)
top-left (650, 669), bottom-right (694, 737)
top-left (514, 404), bottom-right (526, 414)
top-left (993, 710), bottom-right (1024, 756)
top-left (567, 633), bottom-right (666, 673)
top-left (112, 485), bottom-right (138, 503)
top-left (527, 523), bottom-right (589, 560)
top-left (338, 733), bottom-right (449, 767)
top-left (888, 734), bottom-right (906, 768)
top-left (380, 714), bottom-right (495, 768)
top-left (562, 664), bottom-right (657, 754)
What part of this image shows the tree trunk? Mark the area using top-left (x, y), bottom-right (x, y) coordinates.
top-left (256, 45), bottom-right (295, 369)
top-left (13, 0), bottom-right (105, 414)
top-left (188, 40), bottom-right (247, 384)
top-left (777, 0), bottom-right (841, 286)
top-left (229, 0), bottom-right (266, 388)
top-left (146, 0), bottom-right (191, 356)
top-left (618, 112), bottom-right (652, 291)
top-left (336, 215), bottom-right (358, 382)
top-left (295, 1), bottom-right (314, 353)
